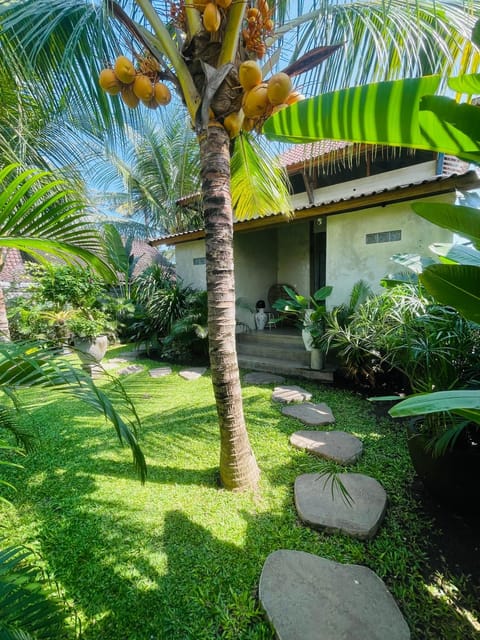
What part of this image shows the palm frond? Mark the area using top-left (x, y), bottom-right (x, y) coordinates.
top-left (0, 544), bottom-right (67, 640)
top-left (230, 133), bottom-right (292, 220)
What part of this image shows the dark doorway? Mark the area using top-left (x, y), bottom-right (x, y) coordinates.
top-left (310, 219), bottom-right (326, 294)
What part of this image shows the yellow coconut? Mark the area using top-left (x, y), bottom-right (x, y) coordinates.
top-left (133, 75), bottom-right (154, 101)
top-left (98, 68), bottom-right (122, 95)
top-left (216, 0), bottom-right (232, 7)
top-left (285, 90), bottom-right (306, 105)
top-left (239, 60), bottom-right (262, 91)
top-left (266, 72), bottom-right (292, 105)
top-left (114, 56), bottom-right (136, 85)
top-left (203, 3), bottom-right (221, 32)
top-left (264, 18), bottom-right (274, 30)
top-left (247, 7), bottom-right (260, 19)
top-left (121, 85), bottom-right (140, 109)
top-left (224, 111), bottom-right (244, 139)
top-left (242, 83), bottom-right (269, 119)
top-left (154, 82), bottom-right (172, 106)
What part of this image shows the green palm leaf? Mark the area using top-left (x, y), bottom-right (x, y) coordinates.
top-left (230, 134), bottom-right (291, 220)
top-left (0, 341), bottom-right (146, 482)
top-left (0, 164), bottom-right (113, 280)
top-left (0, 545), bottom-right (66, 640)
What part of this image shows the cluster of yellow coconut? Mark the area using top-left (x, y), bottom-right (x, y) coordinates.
top-left (242, 0), bottom-right (273, 58)
top-left (223, 60), bottom-right (304, 138)
top-left (98, 56), bottom-right (171, 110)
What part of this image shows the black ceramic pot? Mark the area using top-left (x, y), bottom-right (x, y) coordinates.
top-left (407, 419), bottom-right (480, 513)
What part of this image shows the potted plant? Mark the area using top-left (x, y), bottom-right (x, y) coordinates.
top-left (273, 285), bottom-right (332, 369)
top-left (68, 310), bottom-right (111, 375)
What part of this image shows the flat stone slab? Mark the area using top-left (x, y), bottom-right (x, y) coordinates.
top-left (149, 367), bottom-right (172, 378)
top-left (259, 550), bottom-right (410, 640)
top-left (244, 372), bottom-right (286, 384)
top-left (117, 364), bottom-right (144, 375)
top-left (282, 402), bottom-right (335, 426)
top-left (179, 367), bottom-right (207, 380)
top-left (290, 430), bottom-right (363, 464)
top-left (294, 472), bottom-right (387, 540)
top-left (272, 386), bottom-right (312, 404)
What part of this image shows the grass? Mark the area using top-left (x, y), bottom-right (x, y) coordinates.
top-left (1, 346), bottom-right (479, 639)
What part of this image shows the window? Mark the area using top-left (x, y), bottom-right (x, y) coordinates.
top-left (366, 230), bottom-right (401, 244)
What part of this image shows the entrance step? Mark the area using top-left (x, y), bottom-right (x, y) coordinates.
top-left (294, 472), bottom-right (387, 540)
top-left (237, 329), bottom-right (334, 382)
top-left (259, 550), bottom-right (410, 640)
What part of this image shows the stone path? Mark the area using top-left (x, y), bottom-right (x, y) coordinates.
top-left (282, 402), bottom-right (335, 426)
top-left (149, 366), bottom-right (172, 378)
top-left (290, 430), bottom-right (363, 464)
top-left (117, 364), bottom-right (144, 375)
top-left (244, 371), bottom-right (285, 384)
top-left (179, 367), bottom-right (207, 380)
top-left (259, 550), bottom-right (410, 640)
top-left (272, 385), bottom-right (312, 404)
top-left (294, 472), bottom-right (387, 540)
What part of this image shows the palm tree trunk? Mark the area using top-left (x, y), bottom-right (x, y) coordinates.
top-left (200, 124), bottom-right (260, 491)
top-left (0, 287), bottom-right (10, 341)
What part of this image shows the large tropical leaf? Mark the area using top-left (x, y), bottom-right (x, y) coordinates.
top-left (429, 242), bottom-right (480, 266)
top-left (230, 134), bottom-right (291, 220)
top-left (419, 264), bottom-right (480, 323)
top-left (412, 202), bottom-right (480, 249)
top-left (389, 389), bottom-right (480, 421)
top-left (263, 75), bottom-right (480, 162)
top-left (448, 72), bottom-right (480, 94)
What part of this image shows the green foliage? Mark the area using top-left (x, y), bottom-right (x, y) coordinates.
top-left (272, 285), bottom-right (333, 347)
top-left (162, 290), bottom-right (209, 363)
top-left (28, 264), bottom-right (104, 311)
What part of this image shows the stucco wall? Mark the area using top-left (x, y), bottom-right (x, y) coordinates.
top-left (326, 192), bottom-right (454, 307)
top-left (175, 240), bottom-right (207, 289)
top-left (234, 229), bottom-right (278, 329)
top-left (277, 221), bottom-right (310, 297)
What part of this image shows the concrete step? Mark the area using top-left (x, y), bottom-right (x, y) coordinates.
top-left (237, 329), bottom-right (304, 348)
top-left (238, 354), bottom-right (334, 383)
top-left (237, 341), bottom-right (310, 365)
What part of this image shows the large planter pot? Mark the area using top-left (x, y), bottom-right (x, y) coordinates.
top-left (310, 348), bottom-right (324, 370)
top-left (407, 420), bottom-right (480, 513)
top-left (73, 335), bottom-right (108, 376)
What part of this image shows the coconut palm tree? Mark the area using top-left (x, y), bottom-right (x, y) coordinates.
top-left (1, 0), bottom-right (478, 491)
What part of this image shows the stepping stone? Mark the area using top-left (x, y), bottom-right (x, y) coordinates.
top-left (149, 366), bottom-right (172, 378)
top-left (244, 372), bottom-right (285, 384)
top-left (294, 472), bottom-right (387, 540)
top-left (179, 367), bottom-right (207, 380)
top-left (272, 385), bottom-right (312, 404)
top-left (290, 430), bottom-right (363, 464)
top-left (282, 402), bottom-right (335, 426)
top-left (118, 364), bottom-right (144, 375)
top-left (259, 550), bottom-right (410, 640)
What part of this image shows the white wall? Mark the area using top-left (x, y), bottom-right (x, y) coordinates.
top-left (175, 240), bottom-right (207, 289)
top-left (326, 192), bottom-right (454, 307)
top-left (234, 229), bottom-right (278, 329)
top-left (277, 221), bottom-right (310, 297)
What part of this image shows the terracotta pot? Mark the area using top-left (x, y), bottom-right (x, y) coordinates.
top-left (407, 419), bottom-right (480, 513)
top-left (73, 335), bottom-right (108, 376)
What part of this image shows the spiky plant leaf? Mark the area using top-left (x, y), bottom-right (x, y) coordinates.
top-left (231, 134), bottom-right (291, 220)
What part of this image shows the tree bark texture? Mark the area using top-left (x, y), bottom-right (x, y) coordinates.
top-left (200, 124), bottom-right (260, 491)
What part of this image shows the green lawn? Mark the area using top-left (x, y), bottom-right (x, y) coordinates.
top-left (1, 347), bottom-right (478, 639)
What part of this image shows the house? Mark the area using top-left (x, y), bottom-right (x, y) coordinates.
top-left (153, 143), bottom-right (479, 334)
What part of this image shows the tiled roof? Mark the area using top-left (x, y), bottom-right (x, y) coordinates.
top-left (278, 140), bottom-right (352, 169)
top-left (154, 170), bottom-right (479, 245)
